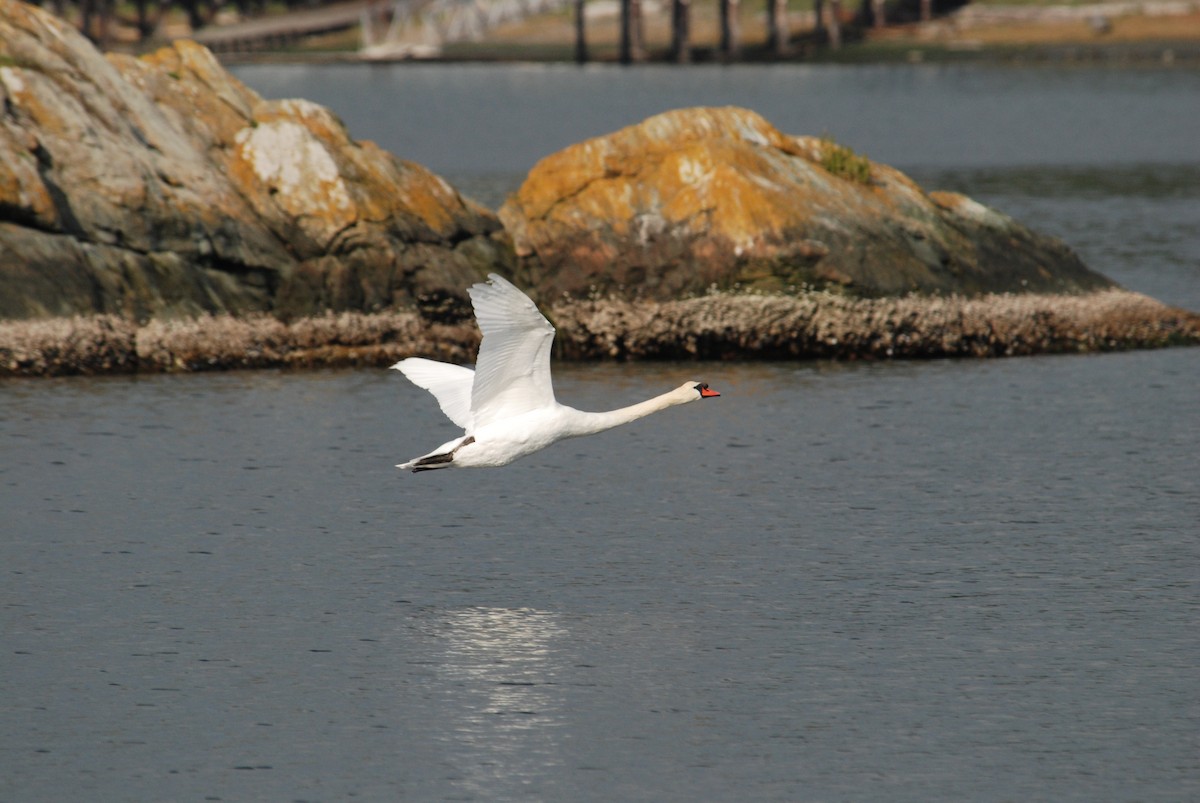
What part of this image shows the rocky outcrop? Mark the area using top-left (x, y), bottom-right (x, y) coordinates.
top-left (1, 3), bottom-right (1195, 375)
top-left (498, 106), bottom-right (1114, 301)
top-left (0, 0), bottom-right (509, 321)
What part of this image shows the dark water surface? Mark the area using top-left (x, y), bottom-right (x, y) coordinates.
top-left (3, 64), bottom-right (1199, 801)
top-left (3, 353), bottom-right (1198, 801)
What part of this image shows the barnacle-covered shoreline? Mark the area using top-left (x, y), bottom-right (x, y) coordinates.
top-left (2, 288), bottom-right (1196, 378)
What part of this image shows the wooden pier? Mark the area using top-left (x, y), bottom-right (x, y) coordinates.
top-left (190, 0), bottom-right (373, 53)
top-left (187, 0), bottom-right (849, 61)
top-left (50, 0), bottom-right (879, 61)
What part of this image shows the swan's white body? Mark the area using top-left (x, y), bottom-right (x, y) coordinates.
top-left (393, 273), bottom-right (718, 472)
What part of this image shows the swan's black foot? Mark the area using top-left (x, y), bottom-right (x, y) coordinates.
top-left (411, 437), bottom-right (474, 472)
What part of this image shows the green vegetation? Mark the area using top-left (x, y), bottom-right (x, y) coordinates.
top-left (818, 137), bottom-right (872, 185)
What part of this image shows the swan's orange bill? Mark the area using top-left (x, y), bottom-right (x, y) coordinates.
top-left (701, 386), bottom-right (720, 398)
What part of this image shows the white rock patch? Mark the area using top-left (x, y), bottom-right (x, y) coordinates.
top-left (235, 120), bottom-right (352, 214)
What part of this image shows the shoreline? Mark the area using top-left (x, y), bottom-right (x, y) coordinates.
top-left (210, 39), bottom-right (1200, 68)
top-left (204, 26), bottom-right (1200, 68)
top-left (108, 0), bottom-right (1200, 68)
top-left (3, 289), bottom-right (1197, 378)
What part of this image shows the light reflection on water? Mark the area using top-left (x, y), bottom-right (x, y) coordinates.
top-left (422, 606), bottom-right (569, 795)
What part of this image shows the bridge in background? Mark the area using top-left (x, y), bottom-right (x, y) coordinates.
top-left (185, 0), bottom-right (848, 62)
top-left (359, 0), bottom-right (841, 62)
top-left (47, 0), bottom-right (928, 62)
top-left (191, 1), bottom-right (373, 53)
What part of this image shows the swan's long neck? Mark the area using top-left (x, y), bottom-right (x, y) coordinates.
top-left (564, 390), bottom-right (686, 437)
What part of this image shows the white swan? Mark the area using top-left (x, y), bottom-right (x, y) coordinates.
top-left (392, 273), bottom-right (719, 472)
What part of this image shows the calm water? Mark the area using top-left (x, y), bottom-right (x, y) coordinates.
top-left (3, 355), bottom-right (1198, 801)
top-left (3, 64), bottom-right (1200, 801)
top-left (231, 62), bottom-right (1200, 175)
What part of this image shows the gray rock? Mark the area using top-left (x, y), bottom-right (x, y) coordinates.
top-left (0, 0), bottom-right (510, 320)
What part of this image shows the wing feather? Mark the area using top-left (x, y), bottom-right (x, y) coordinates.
top-left (467, 274), bottom-right (556, 428)
top-left (392, 357), bottom-right (476, 430)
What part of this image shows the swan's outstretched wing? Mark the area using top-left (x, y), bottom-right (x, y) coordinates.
top-left (392, 357), bottom-right (475, 430)
top-left (467, 273), bottom-right (556, 428)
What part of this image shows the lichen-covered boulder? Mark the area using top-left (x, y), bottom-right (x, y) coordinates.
top-left (498, 106), bottom-right (1114, 301)
top-left (0, 0), bottom-right (510, 320)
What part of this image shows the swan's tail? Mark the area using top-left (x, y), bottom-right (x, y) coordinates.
top-left (397, 436), bottom-right (474, 473)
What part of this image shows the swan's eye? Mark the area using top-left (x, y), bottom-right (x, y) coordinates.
top-left (695, 383), bottom-right (706, 392)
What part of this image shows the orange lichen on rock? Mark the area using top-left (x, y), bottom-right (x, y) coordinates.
top-left (500, 106), bottom-right (1114, 301)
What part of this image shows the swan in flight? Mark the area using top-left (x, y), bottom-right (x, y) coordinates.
top-left (392, 273), bottom-right (719, 472)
